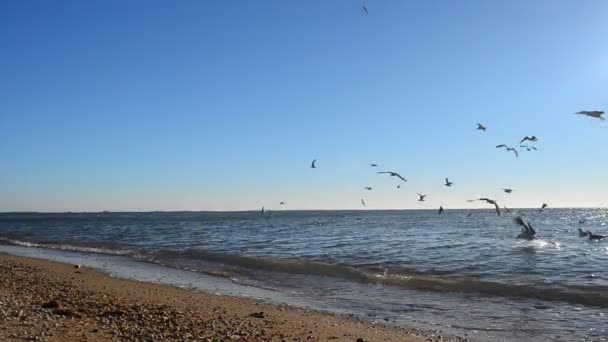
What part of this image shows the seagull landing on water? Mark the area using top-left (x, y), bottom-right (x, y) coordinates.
top-left (502, 188), bottom-right (513, 194)
top-left (468, 198), bottom-right (501, 216)
top-left (540, 202), bottom-right (548, 212)
top-left (587, 231), bottom-right (605, 240)
top-left (444, 178), bottom-right (453, 187)
top-left (378, 171), bottom-right (407, 182)
top-left (476, 123), bottom-right (487, 131)
top-left (364, 187), bottom-right (373, 191)
top-left (520, 136), bottom-right (538, 144)
top-left (514, 216), bottom-right (537, 240)
top-left (417, 193), bottom-right (427, 202)
top-left (311, 159), bottom-right (317, 168)
top-left (576, 111), bottom-right (605, 120)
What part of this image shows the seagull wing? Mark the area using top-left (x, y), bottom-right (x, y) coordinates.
top-left (393, 173), bottom-right (407, 182)
top-left (494, 203), bottom-right (501, 216)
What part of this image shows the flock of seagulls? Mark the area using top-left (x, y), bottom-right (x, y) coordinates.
top-left (272, 109), bottom-right (605, 241)
top-left (259, 109), bottom-right (606, 242)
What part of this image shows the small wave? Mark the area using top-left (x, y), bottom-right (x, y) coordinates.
top-left (0, 236), bottom-right (135, 256)
top-left (4, 238), bottom-right (608, 308)
top-left (148, 249), bottom-right (608, 308)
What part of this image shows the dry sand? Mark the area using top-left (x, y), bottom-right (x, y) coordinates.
top-left (0, 254), bottom-right (467, 341)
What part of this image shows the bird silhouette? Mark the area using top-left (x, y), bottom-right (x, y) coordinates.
top-left (444, 178), bottom-right (453, 187)
top-left (438, 206), bottom-right (444, 215)
top-left (280, 202), bottom-right (286, 205)
top-left (417, 193), bottom-right (427, 202)
top-left (364, 187), bottom-right (373, 191)
top-left (539, 202), bottom-right (548, 212)
top-left (587, 231), bottom-right (604, 240)
top-left (468, 198), bottom-right (501, 216)
top-left (361, 199), bottom-right (366, 207)
top-left (362, 5), bottom-right (368, 14)
top-left (514, 216), bottom-right (537, 240)
top-left (576, 111), bottom-right (605, 120)
top-left (371, 163), bottom-right (379, 167)
top-left (477, 123), bottom-right (487, 131)
top-left (502, 188), bottom-right (513, 194)
top-left (311, 159), bottom-right (317, 168)
top-left (378, 171), bottom-right (407, 182)
top-left (520, 136), bottom-right (538, 144)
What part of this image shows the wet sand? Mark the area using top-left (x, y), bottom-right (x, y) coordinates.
top-left (0, 254), bottom-right (465, 341)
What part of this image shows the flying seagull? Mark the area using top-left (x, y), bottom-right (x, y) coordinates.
top-left (496, 145), bottom-right (518, 157)
top-left (575, 111), bottom-right (605, 120)
top-left (362, 5), bottom-right (368, 14)
top-left (438, 206), bottom-right (444, 215)
top-left (520, 136), bottom-right (538, 144)
top-left (502, 188), bottom-right (513, 194)
top-left (514, 216), bottom-right (537, 240)
top-left (280, 202), bottom-right (286, 205)
top-left (397, 185), bottom-right (401, 189)
top-left (378, 171), bottom-right (407, 182)
top-left (417, 193), bottom-right (427, 202)
top-left (364, 187), bottom-right (373, 191)
top-left (444, 178), bottom-right (453, 187)
top-left (468, 198), bottom-right (501, 216)
top-left (476, 123), bottom-right (487, 131)
top-left (311, 159), bottom-right (317, 168)
top-left (361, 199), bottom-right (366, 207)
top-left (371, 163), bottom-right (379, 167)
top-left (539, 202), bottom-right (548, 212)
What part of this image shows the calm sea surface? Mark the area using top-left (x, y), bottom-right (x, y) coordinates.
top-left (1, 209), bottom-right (607, 341)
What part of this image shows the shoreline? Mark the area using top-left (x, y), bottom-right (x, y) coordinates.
top-left (0, 253), bottom-right (465, 341)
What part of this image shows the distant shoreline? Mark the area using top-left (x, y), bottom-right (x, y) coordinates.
top-left (1, 207), bottom-right (605, 214)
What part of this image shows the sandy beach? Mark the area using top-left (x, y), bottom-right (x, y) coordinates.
top-left (0, 254), bottom-right (465, 342)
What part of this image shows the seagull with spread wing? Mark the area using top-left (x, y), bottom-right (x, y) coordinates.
top-left (468, 198), bottom-right (501, 216)
top-left (378, 171), bottom-right (407, 182)
top-left (520, 136), bottom-right (538, 143)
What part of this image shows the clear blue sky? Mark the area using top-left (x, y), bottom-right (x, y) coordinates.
top-left (1, 0), bottom-right (607, 212)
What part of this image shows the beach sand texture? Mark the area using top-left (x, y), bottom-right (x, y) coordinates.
top-left (0, 254), bottom-right (463, 342)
